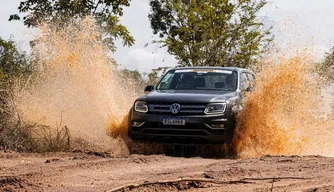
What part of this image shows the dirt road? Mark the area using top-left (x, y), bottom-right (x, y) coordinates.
top-left (1, 150), bottom-right (334, 192)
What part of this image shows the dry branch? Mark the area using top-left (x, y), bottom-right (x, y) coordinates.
top-left (242, 176), bottom-right (312, 181)
top-left (105, 178), bottom-right (253, 192)
top-left (105, 176), bottom-right (312, 192)
top-left (271, 178), bottom-right (274, 192)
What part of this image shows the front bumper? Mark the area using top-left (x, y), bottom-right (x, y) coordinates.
top-left (128, 110), bottom-right (235, 144)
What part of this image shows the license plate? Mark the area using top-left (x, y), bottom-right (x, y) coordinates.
top-left (162, 117), bottom-right (185, 125)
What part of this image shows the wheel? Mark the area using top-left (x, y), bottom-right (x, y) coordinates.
top-left (224, 122), bottom-right (236, 144)
top-left (129, 140), bottom-right (164, 155)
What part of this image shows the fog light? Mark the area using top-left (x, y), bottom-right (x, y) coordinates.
top-left (132, 121), bottom-right (145, 127)
top-left (209, 124), bottom-right (225, 128)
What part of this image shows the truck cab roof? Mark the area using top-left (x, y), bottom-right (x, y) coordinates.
top-left (173, 66), bottom-right (254, 74)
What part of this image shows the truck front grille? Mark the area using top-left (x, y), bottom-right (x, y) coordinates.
top-left (148, 103), bottom-right (206, 115)
top-left (132, 122), bottom-right (225, 136)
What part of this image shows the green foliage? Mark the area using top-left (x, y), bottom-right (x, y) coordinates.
top-left (317, 47), bottom-right (334, 83)
top-left (0, 37), bottom-right (30, 86)
top-left (0, 37), bottom-right (30, 127)
top-left (149, 0), bottom-right (273, 67)
top-left (0, 37), bottom-right (35, 152)
top-left (0, 68), bottom-right (6, 84)
top-left (0, 37), bottom-right (72, 152)
top-left (10, 0), bottom-right (135, 52)
top-left (119, 68), bottom-right (146, 85)
top-left (0, 37), bottom-right (30, 111)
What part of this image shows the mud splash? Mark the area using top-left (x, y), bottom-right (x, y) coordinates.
top-left (13, 17), bottom-right (138, 152)
top-left (10, 17), bottom-right (334, 157)
top-left (233, 54), bottom-right (334, 158)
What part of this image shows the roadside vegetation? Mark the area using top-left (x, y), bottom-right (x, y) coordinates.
top-left (316, 47), bottom-right (334, 83)
top-left (149, 0), bottom-right (273, 67)
top-left (0, 0), bottom-right (332, 152)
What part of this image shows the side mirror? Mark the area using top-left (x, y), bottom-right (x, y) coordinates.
top-left (144, 85), bottom-right (154, 94)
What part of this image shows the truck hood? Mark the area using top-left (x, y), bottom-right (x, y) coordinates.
top-left (137, 90), bottom-right (238, 104)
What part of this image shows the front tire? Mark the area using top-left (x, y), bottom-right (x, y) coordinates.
top-left (224, 122), bottom-right (236, 144)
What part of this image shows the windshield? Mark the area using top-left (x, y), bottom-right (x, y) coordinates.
top-left (156, 69), bottom-right (238, 91)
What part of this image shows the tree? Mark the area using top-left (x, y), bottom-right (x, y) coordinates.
top-left (10, 0), bottom-right (135, 52)
top-left (148, 0), bottom-right (273, 67)
top-left (0, 37), bottom-right (30, 86)
top-left (119, 68), bottom-right (146, 85)
top-left (0, 37), bottom-right (30, 129)
top-left (317, 47), bottom-right (334, 83)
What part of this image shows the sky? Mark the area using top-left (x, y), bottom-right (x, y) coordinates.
top-left (1, 0), bottom-right (334, 72)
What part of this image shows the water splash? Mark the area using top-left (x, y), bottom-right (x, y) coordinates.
top-left (233, 54), bottom-right (334, 158)
top-left (14, 17), bottom-right (138, 152)
top-left (11, 17), bottom-right (334, 157)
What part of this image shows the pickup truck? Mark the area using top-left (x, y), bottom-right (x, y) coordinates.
top-left (128, 67), bottom-right (255, 144)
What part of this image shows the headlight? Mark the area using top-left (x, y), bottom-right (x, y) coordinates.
top-left (134, 101), bottom-right (148, 113)
top-left (204, 103), bottom-right (226, 114)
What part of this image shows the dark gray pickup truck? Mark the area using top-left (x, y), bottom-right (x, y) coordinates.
top-left (128, 67), bottom-right (255, 144)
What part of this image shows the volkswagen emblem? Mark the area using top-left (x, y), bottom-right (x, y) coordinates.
top-left (170, 103), bottom-right (181, 114)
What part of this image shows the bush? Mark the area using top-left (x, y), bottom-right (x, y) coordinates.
top-left (0, 88), bottom-right (71, 152)
top-left (0, 37), bottom-right (72, 152)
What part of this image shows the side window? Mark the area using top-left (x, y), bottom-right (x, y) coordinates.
top-left (157, 72), bottom-right (174, 89)
top-left (240, 73), bottom-right (249, 90)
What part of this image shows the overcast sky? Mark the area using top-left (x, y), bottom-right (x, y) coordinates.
top-left (1, 0), bottom-right (334, 72)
